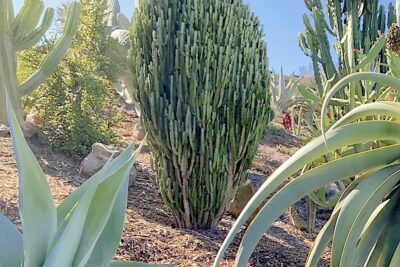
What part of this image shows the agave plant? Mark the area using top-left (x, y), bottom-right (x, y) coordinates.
top-left (1, 99), bottom-right (171, 267)
top-left (213, 72), bottom-right (400, 267)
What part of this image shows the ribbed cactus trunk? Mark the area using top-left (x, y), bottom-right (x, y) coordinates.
top-left (130, 0), bottom-right (271, 229)
top-left (0, 0), bottom-right (80, 125)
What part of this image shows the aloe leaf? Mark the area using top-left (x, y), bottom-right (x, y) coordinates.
top-left (389, 242), bottom-right (400, 267)
top-left (367, 208), bottom-right (400, 267)
top-left (333, 165), bottom-right (400, 266)
top-left (330, 102), bottom-right (400, 130)
top-left (0, 214), bottom-right (23, 267)
top-left (305, 207), bottom-right (339, 267)
top-left (7, 96), bottom-right (57, 267)
top-left (234, 145), bottom-right (400, 266)
top-left (355, 199), bottom-right (393, 265)
top-left (321, 72), bottom-right (400, 135)
top-left (213, 121), bottom-right (400, 266)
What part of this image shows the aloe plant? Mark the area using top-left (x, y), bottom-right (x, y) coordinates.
top-left (213, 72), bottom-right (400, 267)
top-left (0, 0), bottom-right (80, 125)
top-left (1, 99), bottom-right (172, 267)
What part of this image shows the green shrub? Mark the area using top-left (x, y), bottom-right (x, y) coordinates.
top-left (130, 0), bottom-right (272, 229)
top-left (19, 0), bottom-right (121, 158)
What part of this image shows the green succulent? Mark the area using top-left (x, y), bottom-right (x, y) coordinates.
top-left (1, 98), bottom-right (172, 267)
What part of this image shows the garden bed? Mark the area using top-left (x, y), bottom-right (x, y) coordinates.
top-left (0, 108), bottom-right (331, 266)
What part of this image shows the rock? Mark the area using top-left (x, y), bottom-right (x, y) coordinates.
top-left (80, 143), bottom-right (122, 176)
top-left (325, 182), bottom-right (342, 199)
top-left (134, 124), bottom-right (146, 141)
top-left (228, 179), bottom-right (255, 218)
top-left (21, 121), bottom-right (41, 138)
top-left (0, 124), bottom-right (9, 137)
top-left (80, 142), bottom-right (137, 186)
top-left (129, 166), bottom-right (138, 186)
top-left (26, 107), bottom-right (42, 125)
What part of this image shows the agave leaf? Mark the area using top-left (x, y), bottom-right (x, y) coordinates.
top-left (43, 188), bottom-right (97, 267)
top-left (84, 178), bottom-right (129, 267)
top-left (56, 142), bottom-right (137, 226)
top-left (7, 96), bottom-right (57, 267)
top-left (233, 145), bottom-right (400, 266)
top-left (72, 154), bottom-right (136, 267)
top-left (213, 121), bottom-right (400, 266)
top-left (0, 214), bottom-right (23, 267)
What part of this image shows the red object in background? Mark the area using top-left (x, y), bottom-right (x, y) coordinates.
top-left (282, 112), bottom-right (292, 132)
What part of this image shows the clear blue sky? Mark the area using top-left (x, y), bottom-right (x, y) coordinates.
top-left (13, 0), bottom-right (395, 74)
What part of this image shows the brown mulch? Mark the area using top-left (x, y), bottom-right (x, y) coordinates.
top-left (0, 107), bottom-right (331, 267)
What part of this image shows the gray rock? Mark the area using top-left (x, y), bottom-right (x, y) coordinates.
top-left (0, 124), bottom-right (9, 137)
top-left (21, 121), bottom-right (41, 138)
top-left (134, 124), bottom-right (145, 141)
top-left (80, 142), bottom-right (137, 186)
top-left (227, 179), bottom-right (255, 218)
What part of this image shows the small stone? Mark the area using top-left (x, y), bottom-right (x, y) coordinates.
top-left (129, 166), bottom-right (138, 186)
top-left (80, 143), bottom-right (122, 177)
top-left (21, 121), bottom-right (41, 138)
top-left (134, 124), bottom-right (146, 141)
top-left (0, 124), bottom-right (9, 137)
top-left (227, 179), bottom-right (255, 218)
top-left (325, 182), bottom-right (342, 199)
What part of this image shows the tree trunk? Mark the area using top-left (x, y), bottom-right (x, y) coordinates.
top-left (0, 86), bottom-right (6, 125)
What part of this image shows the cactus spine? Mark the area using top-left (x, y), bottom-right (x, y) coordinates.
top-left (130, 0), bottom-right (272, 229)
top-left (0, 0), bottom-right (80, 125)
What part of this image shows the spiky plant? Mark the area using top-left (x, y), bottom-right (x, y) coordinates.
top-left (1, 98), bottom-right (171, 267)
top-left (0, 0), bottom-right (80, 125)
top-left (213, 72), bottom-right (400, 267)
top-left (130, 0), bottom-right (272, 229)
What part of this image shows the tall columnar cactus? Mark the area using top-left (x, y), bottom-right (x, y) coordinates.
top-left (0, 0), bottom-right (80, 125)
top-left (130, 0), bottom-right (272, 229)
top-left (298, 0), bottom-right (396, 94)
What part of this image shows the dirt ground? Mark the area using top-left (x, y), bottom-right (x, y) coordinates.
top-left (0, 107), bottom-right (331, 266)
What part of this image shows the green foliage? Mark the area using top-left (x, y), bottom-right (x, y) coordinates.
top-left (2, 98), bottom-right (171, 267)
top-left (0, 0), bottom-right (80, 124)
top-left (19, 0), bottom-right (122, 158)
top-left (130, 0), bottom-right (272, 229)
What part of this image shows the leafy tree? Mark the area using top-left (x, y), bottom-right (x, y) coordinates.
top-left (18, 0), bottom-right (121, 158)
